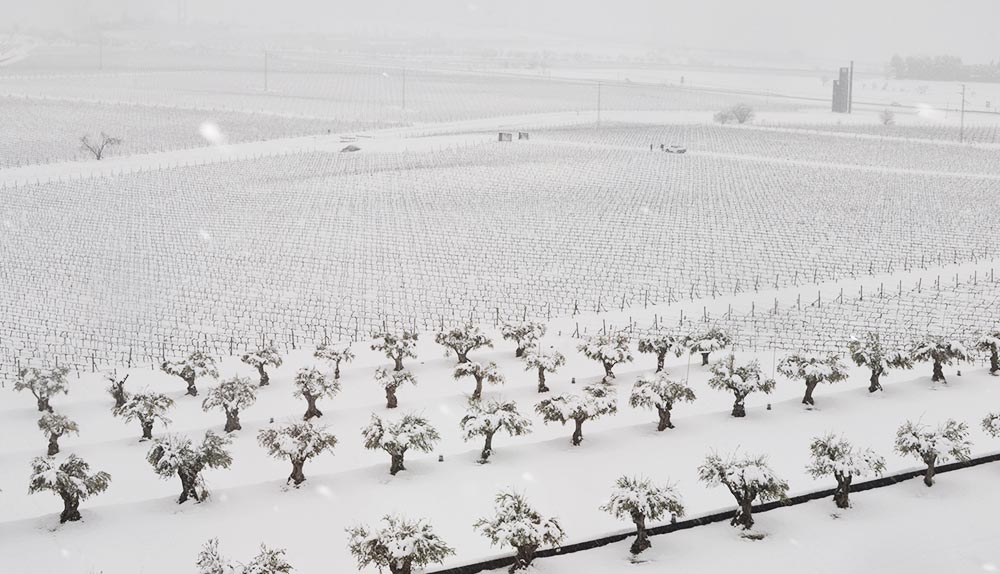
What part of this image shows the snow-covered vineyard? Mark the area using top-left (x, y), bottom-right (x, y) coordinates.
top-left (3, 11), bottom-right (1000, 574)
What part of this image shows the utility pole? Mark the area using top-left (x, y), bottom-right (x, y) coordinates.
top-left (959, 83), bottom-right (966, 143)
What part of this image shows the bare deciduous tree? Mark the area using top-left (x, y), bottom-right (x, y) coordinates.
top-left (80, 132), bottom-right (122, 160)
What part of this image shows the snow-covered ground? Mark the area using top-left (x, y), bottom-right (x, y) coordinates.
top-left (0, 330), bottom-right (997, 573)
top-left (494, 460), bottom-right (1000, 574)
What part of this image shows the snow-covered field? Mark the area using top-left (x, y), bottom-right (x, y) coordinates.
top-left (4, 38), bottom-right (1000, 574)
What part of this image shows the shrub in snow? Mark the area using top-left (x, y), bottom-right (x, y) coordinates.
top-left (202, 376), bottom-right (258, 433)
top-left (15, 366), bottom-right (70, 412)
top-left (777, 353), bottom-right (849, 406)
top-left (375, 367), bottom-right (417, 409)
top-left (698, 452), bottom-right (788, 529)
top-left (460, 399), bottom-right (532, 462)
top-left (629, 373), bottom-right (696, 431)
top-left (685, 327), bottom-right (732, 366)
top-left (974, 331), bottom-right (1000, 375)
top-left (848, 332), bottom-right (913, 392)
top-left (435, 324), bottom-right (493, 364)
top-left (147, 431), bottom-right (233, 503)
top-left (106, 372), bottom-right (130, 409)
top-left (894, 419), bottom-right (971, 486)
top-left (523, 349), bottom-right (565, 393)
top-left (258, 422), bottom-right (337, 486)
top-left (161, 350), bottom-right (219, 397)
top-left (372, 331), bottom-right (419, 371)
top-left (241, 344), bottom-right (283, 387)
top-left (637, 331), bottom-right (683, 373)
top-left (535, 382), bottom-right (617, 446)
top-left (292, 367), bottom-right (340, 420)
top-left (501, 321), bottom-right (546, 358)
top-left (454, 361), bottom-right (504, 401)
top-left (29, 454), bottom-right (110, 523)
top-left (314, 344), bottom-right (355, 379)
top-left (909, 336), bottom-right (968, 383)
top-left (577, 333), bottom-right (633, 381)
top-left (983, 413), bottom-right (1000, 438)
top-left (362, 414), bottom-right (441, 475)
top-left (601, 476), bottom-right (684, 555)
top-left (197, 538), bottom-right (293, 574)
top-left (37, 411), bottom-right (79, 456)
top-left (706, 354), bottom-right (775, 418)
top-left (475, 490), bottom-right (565, 572)
top-left (806, 434), bottom-right (885, 508)
top-left (347, 515), bottom-right (454, 574)
top-left (113, 391), bottom-right (174, 440)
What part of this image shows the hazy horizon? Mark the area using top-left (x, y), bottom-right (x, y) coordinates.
top-left (3, 0), bottom-right (999, 67)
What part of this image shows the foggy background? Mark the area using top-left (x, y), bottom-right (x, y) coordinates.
top-left (3, 0), bottom-right (998, 67)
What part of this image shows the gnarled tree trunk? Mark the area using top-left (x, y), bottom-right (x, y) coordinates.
top-left (602, 361), bottom-right (615, 380)
top-left (732, 497), bottom-right (754, 529)
top-left (289, 459), bottom-right (306, 485)
top-left (868, 367), bottom-right (883, 393)
top-left (140, 419), bottom-right (154, 440)
top-left (334, 360), bottom-right (342, 380)
top-left (472, 375), bottom-right (484, 401)
top-left (571, 418), bottom-right (585, 446)
top-left (537, 368), bottom-right (549, 393)
top-left (385, 387), bottom-right (398, 409)
top-left (389, 558), bottom-right (413, 574)
top-left (657, 406), bottom-right (674, 431)
top-left (480, 432), bottom-right (495, 462)
top-left (731, 396), bottom-right (747, 418)
top-left (177, 470), bottom-right (202, 504)
top-left (990, 350), bottom-right (999, 375)
top-left (37, 397), bottom-right (52, 413)
top-left (802, 380), bottom-right (818, 406)
top-left (923, 454), bottom-right (937, 487)
top-left (656, 352), bottom-right (666, 373)
top-left (833, 474), bottom-right (852, 508)
top-left (511, 544), bottom-right (539, 572)
top-left (701, 352), bottom-right (710, 366)
top-left (389, 453), bottom-right (406, 475)
top-left (515, 345), bottom-right (526, 358)
top-left (184, 374), bottom-right (198, 397)
top-left (630, 512), bottom-right (651, 554)
top-left (59, 492), bottom-right (81, 523)
top-left (257, 364), bottom-right (269, 387)
top-left (304, 394), bottom-right (323, 420)
top-left (224, 408), bottom-right (241, 433)
top-left (393, 354), bottom-right (405, 371)
top-left (932, 361), bottom-right (945, 383)
top-left (47, 433), bottom-right (61, 456)
top-left (456, 349), bottom-right (470, 364)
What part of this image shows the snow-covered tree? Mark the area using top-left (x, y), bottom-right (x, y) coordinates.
top-left (637, 331), bottom-right (683, 373)
top-left (460, 399), bottom-right (532, 462)
top-left (697, 452), bottom-right (788, 529)
top-left (161, 350), bottom-right (218, 397)
top-left (629, 373), bottom-right (696, 431)
top-left (600, 476), bottom-right (684, 554)
top-left (848, 332), bottom-right (913, 392)
top-left (362, 414), bottom-right (441, 475)
top-left (113, 391), bottom-right (174, 440)
top-left (314, 344), bottom-right (355, 379)
top-left (28, 454), bottom-right (110, 523)
top-left (975, 331), bottom-right (1000, 375)
top-left (375, 367), bottom-right (417, 409)
top-left (202, 376), bottom-right (258, 433)
top-left (435, 324), bottom-right (493, 364)
top-left (475, 490), bottom-right (565, 572)
top-left (686, 327), bottom-right (732, 366)
top-left (346, 515), bottom-right (454, 574)
top-left (777, 353), bottom-right (849, 406)
top-left (147, 431), bottom-right (233, 503)
top-left (535, 382), bottom-right (617, 446)
top-left (523, 349), bottom-right (565, 393)
top-left (292, 367), bottom-right (341, 420)
top-left (984, 413), bottom-right (1000, 438)
top-left (454, 361), bottom-right (504, 401)
top-left (258, 422), bottom-right (337, 486)
top-left (806, 434), bottom-right (885, 508)
top-left (706, 354), bottom-right (776, 418)
top-left (197, 538), bottom-right (294, 574)
top-left (894, 419), bottom-right (971, 486)
top-left (38, 411), bottom-right (79, 456)
top-left (909, 336), bottom-right (969, 383)
top-left (372, 331), bottom-right (419, 371)
top-left (501, 321), bottom-right (546, 358)
top-left (106, 372), bottom-right (130, 409)
top-left (577, 333), bottom-right (633, 381)
top-left (15, 366), bottom-right (70, 412)
top-left (240, 344), bottom-right (283, 387)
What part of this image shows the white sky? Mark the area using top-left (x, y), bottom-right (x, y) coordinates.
top-left (4, 0), bottom-right (998, 65)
